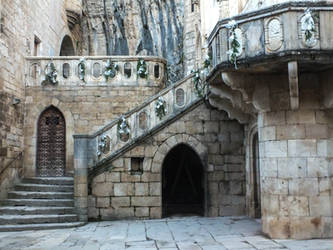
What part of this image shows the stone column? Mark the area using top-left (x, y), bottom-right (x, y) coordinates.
top-left (73, 135), bottom-right (89, 222)
top-left (259, 77), bottom-right (333, 239)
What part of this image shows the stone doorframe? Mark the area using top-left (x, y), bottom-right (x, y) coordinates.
top-left (150, 134), bottom-right (209, 217)
top-left (24, 98), bottom-right (75, 177)
top-left (245, 122), bottom-right (260, 218)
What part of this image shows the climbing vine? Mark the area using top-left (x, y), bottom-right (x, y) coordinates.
top-left (78, 58), bottom-right (86, 82)
top-left (302, 8), bottom-right (316, 43)
top-left (104, 59), bottom-right (119, 81)
top-left (226, 20), bottom-right (240, 69)
top-left (155, 96), bottom-right (167, 120)
top-left (117, 116), bottom-right (131, 142)
top-left (137, 59), bottom-right (148, 79)
top-left (43, 62), bottom-right (58, 85)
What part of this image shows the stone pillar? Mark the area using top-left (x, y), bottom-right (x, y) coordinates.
top-left (259, 77), bottom-right (333, 239)
top-left (73, 135), bottom-right (89, 222)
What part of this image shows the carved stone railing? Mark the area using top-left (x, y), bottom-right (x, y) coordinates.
top-left (25, 56), bottom-right (166, 87)
top-left (73, 74), bottom-right (205, 178)
top-left (208, 2), bottom-right (333, 73)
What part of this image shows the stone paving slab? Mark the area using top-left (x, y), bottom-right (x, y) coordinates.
top-left (0, 216), bottom-right (332, 250)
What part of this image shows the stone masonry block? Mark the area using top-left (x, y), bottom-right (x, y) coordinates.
top-left (149, 182), bottom-right (161, 196)
top-left (276, 125), bottom-right (305, 140)
top-left (135, 207), bottom-right (149, 217)
top-left (131, 197), bottom-right (161, 207)
top-left (288, 140), bottom-right (317, 157)
top-left (92, 182), bottom-right (113, 197)
top-left (264, 141), bottom-right (288, 157)
top-left (114, 183), bottom-right (134, 196)
top-left (135, 183), bottom-right (149, 196)
top-left (96, 197), bottom-right (110, 208)
top-left (111, 197), bottom-right (130, 208)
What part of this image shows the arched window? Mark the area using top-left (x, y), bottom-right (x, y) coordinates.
top-left (59, 35), bottom-right (75, 56)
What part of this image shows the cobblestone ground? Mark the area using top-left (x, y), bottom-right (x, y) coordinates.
top-left (0, 216), bottom-right (332, 250)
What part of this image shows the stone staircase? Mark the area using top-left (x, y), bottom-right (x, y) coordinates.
top-left (0, 177), bottom-right (85, 231)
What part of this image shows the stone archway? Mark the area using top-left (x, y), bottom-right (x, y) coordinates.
top-left (37, 106), bottom-right (66, 177)
top-left (162, 143), bottom-right (204, 217)
top-left (60, 35), bottom-right (75, 56)
top-left (151, 134), bottom-right (208, 217)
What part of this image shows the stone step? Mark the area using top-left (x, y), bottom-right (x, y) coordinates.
top-left (0, 214), bottom-right (78, 225)
top-left (0, 206), bottom-right (75, 215)
top-left (8, 191), bottom-right (73, 200)
top-left (0, 199), bottom-right (74, 207)
top-left (15, 183), bottom-right (73, 192)
top-left (0, 221), bottom-right (85, 232)
top-left (22, 177), bottom-right (74, 186)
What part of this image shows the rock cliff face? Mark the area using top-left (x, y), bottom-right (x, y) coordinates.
top-left (82, 0), bottom-right (184, 83)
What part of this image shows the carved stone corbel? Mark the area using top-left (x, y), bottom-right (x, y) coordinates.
top-left (209, 96), bottom-right (250, 124)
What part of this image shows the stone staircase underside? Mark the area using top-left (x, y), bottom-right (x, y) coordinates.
top-left (77, 74), bottom-right (206, 180)
top-left (0, 177), bottom-right (85, 231)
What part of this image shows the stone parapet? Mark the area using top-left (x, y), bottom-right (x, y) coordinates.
top-left (25, 56), bottom-right (166, 88)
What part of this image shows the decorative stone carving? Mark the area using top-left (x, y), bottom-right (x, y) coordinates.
top-left (138, 111), bottom-right (148, 130)
top-left (93, 63), bottom-right (101, 78)
top-left (175, 88), bottom-right (185, 107)
top-left (265, 18), bottom-right (283, 52)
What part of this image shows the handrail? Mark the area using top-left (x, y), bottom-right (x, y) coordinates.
top-left (0, 151), bottom-right (23, 177)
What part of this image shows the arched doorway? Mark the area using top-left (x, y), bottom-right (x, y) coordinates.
top-left (37, 106), bottom-right (66, 177)
top-left (59, 35), bottom-right (75, 56)
top-left (162, 144), bottom-right (204, 217)
top-left (252, 132), bottom-right (261, 218)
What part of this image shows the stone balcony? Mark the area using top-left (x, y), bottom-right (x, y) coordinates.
top-left (208, 1), bottom-right (333, 76)
top-left (25, 56), bottom-right (166, 87)
top-left (206, 2), bottom-right (333, 119)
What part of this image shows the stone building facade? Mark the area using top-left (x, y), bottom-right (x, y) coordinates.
top-left (0, 0), bottom-right (332, 240)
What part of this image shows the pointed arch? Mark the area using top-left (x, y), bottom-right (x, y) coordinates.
top-left (37, 106), bottom-right (66, 176)
top-left (60, 35), bottom-right (75, 56)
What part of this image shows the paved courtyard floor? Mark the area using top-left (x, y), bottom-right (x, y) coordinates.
top-left (0, 216), bottom-right (332, 250)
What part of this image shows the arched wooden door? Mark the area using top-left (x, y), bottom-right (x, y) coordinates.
top-left (37, 106), bottom-right (66, 177)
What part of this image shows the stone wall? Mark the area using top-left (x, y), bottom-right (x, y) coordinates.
top-left (259, 72), bottom-right (333, 239)
top-left (88, 103), bottom-right (246, 220)
top-left (0, 0), bottom-right (80, 198)
top-left (24, 74), bottom-right (164, 177)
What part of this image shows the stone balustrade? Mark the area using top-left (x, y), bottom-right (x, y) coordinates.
top-left (208, 2), bottom-right (333, 72)
top-left (74, 73), bottom-right (205, 178)
top-left (25, 56), bottom-right (166, 87)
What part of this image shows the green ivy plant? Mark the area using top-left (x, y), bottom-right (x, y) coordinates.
top-left (104, 59), bottom-right (119, 81)
top-left (137, 59), bottom-right (148, 79)
top-left (155, 96), bottom-right (167, 120)
top-left (302, 8), bottom-right (316, 43)
top-left (43, 62), bottom-right (58, 85)
top-left (226, 20), bottom-right (240, 69)
top-left (78, 58), bottom-right (86, 82)
top-left (117, 116), bottom-right (131, 142)
top-left (191, 69), bottom-right (208, 98)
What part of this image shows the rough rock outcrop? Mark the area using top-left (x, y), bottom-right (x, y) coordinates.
top-left (82, 0), bottom-right (184, 83)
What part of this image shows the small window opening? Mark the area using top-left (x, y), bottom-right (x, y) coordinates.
top-left (131, 157), bottom-right (144, 175)
top-left (154, 64), bottom-right (160, 78)
top-left (124, 62), bottom-right (132, 78)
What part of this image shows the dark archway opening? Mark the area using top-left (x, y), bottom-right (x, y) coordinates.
top-left (252, 132), bottom-right (261, 218)
top-left (162, 144), bottom-right (204, 217)
top-left (37, 106), bottom-right (66, 177)
top-left (60, 35), bottom-right (75, 56)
